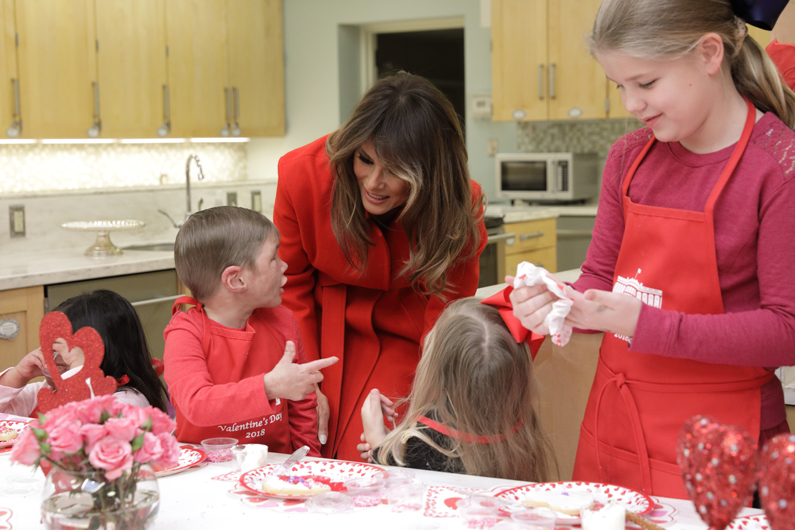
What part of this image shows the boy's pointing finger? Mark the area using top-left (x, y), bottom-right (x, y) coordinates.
top-left (303, 356), bottom-right (339, 372)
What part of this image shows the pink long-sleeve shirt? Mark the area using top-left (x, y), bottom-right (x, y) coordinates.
top-left (575, 113), bottom-right (795, 430)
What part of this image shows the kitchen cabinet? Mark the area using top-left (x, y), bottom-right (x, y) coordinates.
top-left (556, 214), bottom-right (595, 272)
top-left (15, 0), bottom-right (97, 139)
top-left (492, 0), bottom-right (605, 122)
top-left (1, 0), bottom-right (19, 138)
top-left (95, 0), bottom-right (168, 138)
top-left (0, 286), bottom-right (44, 373)
top-left (167, 0), bottom-right (284, 138)
top-left (501, 217), bottom-right (557, 277)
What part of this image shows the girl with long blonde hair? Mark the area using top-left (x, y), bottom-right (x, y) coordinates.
top-left (510, 0), bottom-right (795, 499)
top-left (358, 298), bottom-right (555, 481)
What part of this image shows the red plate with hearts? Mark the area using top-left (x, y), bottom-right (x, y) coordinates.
top-left (154, 446), bottom-right (206, 477)
top-left (0, 420), bottom-right (32, 449)
top-left (497, 481), bottom-right (652, 522)
top-left (239, 460), bottom-right (383, 499)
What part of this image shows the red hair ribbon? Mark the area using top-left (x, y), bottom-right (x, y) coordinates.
top-left (116, 375), bottom-right (130, 386)
top-left (417, 415), bottom-right (522, 444)
top-left (480, 287), bottom-right (545, 360)
top-left (151, 358), bottom-right (165, 376)
top-left (767, 39), bottom-right (795, 91)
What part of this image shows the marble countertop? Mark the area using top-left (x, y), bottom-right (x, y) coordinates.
top-left (0, 245), bottom-right (176, 290)
top-left (485, 203), bottom-right (597, 223)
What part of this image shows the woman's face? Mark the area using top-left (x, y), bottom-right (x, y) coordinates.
top-left (353, 140), bottom-right (410, 216)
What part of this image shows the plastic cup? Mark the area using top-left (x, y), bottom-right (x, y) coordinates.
top-left (509, 505), bottom-right (557, 529)
top-left (344, 476), bottom-right (385, 508)
top-left (200, 437), bottom-right (238, 463)
top-left (456, 497), bottom-right (503, 529)
top-left (374, 468), bottom-right (416, 486)
top-left (306, 492), bottom-right (354, 514)
top-left (384, 482), bottom-right (425, 512)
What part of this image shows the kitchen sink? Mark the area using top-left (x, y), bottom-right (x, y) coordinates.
top-left (123, 242), bottom-right (175, 252)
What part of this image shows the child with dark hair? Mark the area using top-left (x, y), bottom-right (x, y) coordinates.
top-left (0, 289), bottom-right (168, 415)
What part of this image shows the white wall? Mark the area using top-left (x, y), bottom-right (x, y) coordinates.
top-left (246, 0), bottom-right (516, 199)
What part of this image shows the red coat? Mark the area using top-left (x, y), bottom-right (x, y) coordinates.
top-left (274, 135), bottom-right (488, 460)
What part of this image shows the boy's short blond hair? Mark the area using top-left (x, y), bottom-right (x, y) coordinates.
top-left (174, 206), bottom-right (278, 302)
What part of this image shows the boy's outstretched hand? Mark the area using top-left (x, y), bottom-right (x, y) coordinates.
top-left (262, 341), bottom-right (338, 401)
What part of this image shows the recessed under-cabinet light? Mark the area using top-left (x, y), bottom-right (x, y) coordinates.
top-left (190, 137), bottom-right (250, 143)
top-left (120, 138), bottom-right (187, 144)
top-left (0, 139), bottom-right (36, 144)
top-left (41, 139), bottom-right (116, 144)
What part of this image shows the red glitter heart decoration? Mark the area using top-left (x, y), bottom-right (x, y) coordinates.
top-left (36, 311), bottom-right (117, 413)
top-left (758, 433), bottom-right (795, 529)
top-left (677, 415), bottom-right (757, 530)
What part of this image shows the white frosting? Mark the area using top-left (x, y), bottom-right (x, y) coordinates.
top-left (237, 444), bottom-right (268, 472)
top-left (581, 502), bottom-right (626, 530)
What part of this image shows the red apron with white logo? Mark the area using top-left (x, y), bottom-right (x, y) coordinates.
top-left (170, 297), bottom-right (292, 451)
top-left (571, 100), bottom-right (774, 498)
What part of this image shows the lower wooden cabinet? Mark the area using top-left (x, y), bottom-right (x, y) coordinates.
top-left (0, 285), bottom-right (44, 372)
top-left (501, 217), bottom-right (557, 278)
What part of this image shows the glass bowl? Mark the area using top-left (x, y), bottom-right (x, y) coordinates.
top-left (344, 476), bottom-right (385, 508)
top-left (509, 505), bottom-right (557, 528)
top-left (383, 482), bottom-right (425, 512)
top-left (374, 468), bottom-right (416, 486)
top-left (456, 497), bottom-right (504, 529)
top-left (200, 437), bottom-right (238, 463)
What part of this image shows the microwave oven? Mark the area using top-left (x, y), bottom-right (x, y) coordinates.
top-left (495, 152), bottom-right (599, 203)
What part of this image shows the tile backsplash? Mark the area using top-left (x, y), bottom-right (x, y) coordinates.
top-left (0, 142), bottom-right (247, 194)
top-left (517, 118), bottom-right (644, 174)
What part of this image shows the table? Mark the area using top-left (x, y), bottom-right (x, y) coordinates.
top-left (0, 439), bottom-right (769, 530)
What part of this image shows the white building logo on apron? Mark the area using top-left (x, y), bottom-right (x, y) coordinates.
top-left (612, 269), bottom-right (663, 342)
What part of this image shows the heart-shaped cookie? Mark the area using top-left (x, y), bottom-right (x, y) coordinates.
top-left (36, 311), bottom-right (117, 413)
top-left (677, 415), bottom-right (757, 530)
top-left (758, 433), bottom-right (795, 529)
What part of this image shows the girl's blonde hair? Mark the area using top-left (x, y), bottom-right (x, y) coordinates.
top-left (374, 298), bottom-right (557, 482)
top-left (590, 0), bottom-right (795, 129)
top-left (326, 72), bottom-right (482, 297)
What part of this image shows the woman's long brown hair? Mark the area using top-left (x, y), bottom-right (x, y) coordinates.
top-left (327, 72), bottom-right (482, 296)
top-left (374, 299), bottom-right (557, 482)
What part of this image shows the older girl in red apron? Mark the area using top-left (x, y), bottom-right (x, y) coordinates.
top-left (510, 0), bottom-right (795, 498)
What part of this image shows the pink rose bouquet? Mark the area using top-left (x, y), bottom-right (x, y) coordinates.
top-left (11, 395), bottom-right (179, 521)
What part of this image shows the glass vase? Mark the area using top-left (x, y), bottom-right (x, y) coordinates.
top-left (41, 463), bottom-right (159, 530)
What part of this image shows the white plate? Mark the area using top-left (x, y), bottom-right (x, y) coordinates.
top-left (496, 481), bottom-right (653, 522)
top-left (239, 460), bottom-right (383, 499)
top-left (0, 420), bottom-right (31, 449)
top-left (155, 446), bottom-right (206, 477)
top-left (60, 220), bottom-right (145, 232)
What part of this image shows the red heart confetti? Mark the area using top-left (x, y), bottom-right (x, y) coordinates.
top-left (677, 415), bottom-right (757, 530)
top-left (758, 433), bottom-right (795, 529)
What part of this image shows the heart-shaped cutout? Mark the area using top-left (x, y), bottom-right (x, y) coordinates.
top-left (758, 433), bottom-right (795, 528)
top-left (36, 311), bottom-right (117, 413)
top-left (444, 497), bottom-right (462, 510)
top-left (677, 415), bottom-right (757, 530)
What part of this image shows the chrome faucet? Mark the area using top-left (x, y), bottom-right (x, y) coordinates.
top-left (159, 154), bottom-right (205, 228)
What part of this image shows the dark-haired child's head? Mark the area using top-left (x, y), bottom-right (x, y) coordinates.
top-left (174, 206), bottom-right (280, 304)
top-left (54, 290), bottom-right (167, 412)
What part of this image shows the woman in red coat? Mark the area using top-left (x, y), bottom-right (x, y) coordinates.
top-left (274, 72), bottom-right (488, 460)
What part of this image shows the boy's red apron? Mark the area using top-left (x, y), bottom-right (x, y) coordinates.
top-left (572, 99), bottom-right (774, 499)
top-left (170, 297), bottom-right (292, 452)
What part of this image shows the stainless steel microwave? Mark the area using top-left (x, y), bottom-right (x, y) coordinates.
top-left (495, 152), bottom-right (599, 203)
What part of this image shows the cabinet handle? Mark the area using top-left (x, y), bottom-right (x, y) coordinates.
top-left (537, 64), bottom-right (544, 100)
top-left (220, 87), bottom-right (231, 137)
top-left (549, 63), bottom-right (556, 100)
top-left (130, 294), bottom-right (182, 308)
top-left (519, 231), bottom-right (544, 241)
top-left (158, 84), bottom-right (171, 137)
top-left (6, 78), bottom-right (22, 137)
top-left (487, 232), bottom-right (516, 243)
top-left (556, 229), bottom-right (593, 238)
top-left (0, 318), bottom-right (21, 340)
top-left (87, 82), bottom-right (101, 137)
top-left (231, 87), bottom-right (241, 137)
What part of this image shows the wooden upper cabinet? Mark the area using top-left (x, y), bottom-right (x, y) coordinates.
top-left (0, 286), bottom-right (44, 373)
top-left (227, 0), bottom-right (284, 136)
top-left (547, 0), bottom-right (603, 120)
top-left (15, 0), bottom-right (96, 138)
top-left (492, 0), bottom-right (547, 121)
top-left (0, 0), bottom-right (19, 138)
top-left (95, 0), bottom-right (168, 138)
top-left (492, 0), bottom-right (605, 122)
top-left (166, 0), bottom-right (228, 138)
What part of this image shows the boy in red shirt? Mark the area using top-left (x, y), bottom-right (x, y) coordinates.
top-left (164, 206), bottom-right (338, 455)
